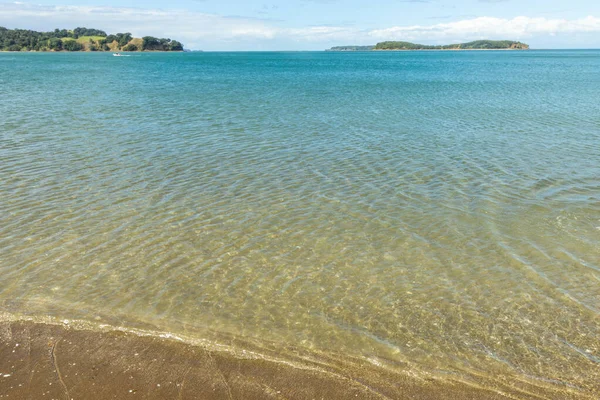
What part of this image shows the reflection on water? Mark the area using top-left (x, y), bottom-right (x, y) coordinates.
top-left (1, 51), bottom-right (599, 395)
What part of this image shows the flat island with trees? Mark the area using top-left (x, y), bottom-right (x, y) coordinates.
top-left (0, 27), bottom-right (184, 52)
top-left (328, 40), bottom-right (529, 51)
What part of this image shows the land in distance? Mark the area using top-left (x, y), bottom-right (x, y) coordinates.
top-left (327, 40), bottom-right (529, 51)
top-left (0, 26), bottom-right (184, 52)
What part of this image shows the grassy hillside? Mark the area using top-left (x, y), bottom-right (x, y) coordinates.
top-left (60, 36), bottom-right (107, 51)
top-left (61, 35), bottom-right (106, 43)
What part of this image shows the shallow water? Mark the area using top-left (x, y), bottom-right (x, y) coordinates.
top-left (1, 51), bottom-right (599, 395)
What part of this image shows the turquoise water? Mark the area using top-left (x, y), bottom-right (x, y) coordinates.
top-left (1, 51), bottom-right (599, 395)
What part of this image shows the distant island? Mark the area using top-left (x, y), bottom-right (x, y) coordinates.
top-left (327, 40), bottom-right (529, 51)
top-left (328, 45), bottom-right (375, 51)
top-left (0, 27), bottom-right (184, 52)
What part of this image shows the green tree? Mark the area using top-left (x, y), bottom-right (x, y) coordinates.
top-left (73, 27), bottom-right (107, 38)
top-left (142, 36), bottom-right (160, 50)
top-left (48, 37), bottom-right (63, 50)
top-left (63, 40), bottom-right (83, 51)
top-left (170, 40), bottom-right (183, 51)
top-left (118, 33), bottom-right (132, 47)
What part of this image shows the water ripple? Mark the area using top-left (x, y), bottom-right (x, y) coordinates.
top-left (1, 51), bottom-right (599, 395)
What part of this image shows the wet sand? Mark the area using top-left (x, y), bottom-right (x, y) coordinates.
top-left (1, 320), bottom-right (593, 400)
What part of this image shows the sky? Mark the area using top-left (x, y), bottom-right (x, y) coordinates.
top-left (1, 0), bottom-right (600, 50)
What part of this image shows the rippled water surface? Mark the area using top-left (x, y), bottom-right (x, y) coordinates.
top-left (1, 51), bottom-right (599, 395)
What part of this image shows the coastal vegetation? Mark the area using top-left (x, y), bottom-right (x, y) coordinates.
top-left (328, 40), bottom-right (529, 51)
top-left (0, 27), bottom-right (184, 52)
top-left (327, 45), bottom-right (375, 51)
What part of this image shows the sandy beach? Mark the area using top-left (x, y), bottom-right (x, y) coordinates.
top-left (1, 320), bottom-right (594, 400)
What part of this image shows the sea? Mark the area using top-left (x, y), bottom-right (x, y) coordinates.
top-left (1, 50), bottom-right (599, 396)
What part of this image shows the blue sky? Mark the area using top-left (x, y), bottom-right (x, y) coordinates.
top-left (1, 0), bottom-right (600, 50)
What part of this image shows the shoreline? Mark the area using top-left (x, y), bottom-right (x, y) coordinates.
top-left (0, 318), bottom-right (593, 399)
top-left (1, 49), bottom-right (524, 53)
top-left (328, 48), bottom-right (530, 52)
top-left (0, 50), bottom-right (184, 53)
top-left (372, 48), bottom-right (528, 51)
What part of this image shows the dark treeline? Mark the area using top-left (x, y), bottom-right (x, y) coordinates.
top-left (0, 27), bottom-right (184, 52)
top-left (141, 36), bottom-right (183, 51)
top-left (326, 45), bottom-right (375, 51)
top-left (374, 40), bottom-right (529, 50)
top-left (328, 40), bottom-right (530, 52)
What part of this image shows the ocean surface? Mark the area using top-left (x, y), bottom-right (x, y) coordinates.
top-left (1, 51), bottom-right (599, 396)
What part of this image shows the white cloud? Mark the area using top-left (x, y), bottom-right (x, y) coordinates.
top-left (369, 16), bottom-right (600, 42)
top-left (287, 26), bottom-right (362, 42)
top-left (1, 3), bottom-right (600, 49)
top-left (0, 3), bottom-right (278, 49)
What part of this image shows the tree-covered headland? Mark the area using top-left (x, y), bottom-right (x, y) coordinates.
top-left (326, 45), bottom-right (375, 51)
top-left (0, 27), bottom-right (184, 52)
top-left (328, 40), bottom-right (529, 51)
top-left (374, 40), bottom-right (529, 50)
